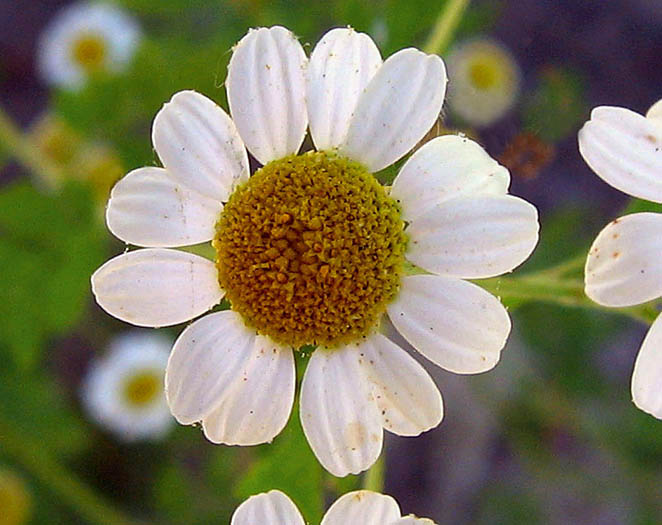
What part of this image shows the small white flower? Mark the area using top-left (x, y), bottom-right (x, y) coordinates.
top-left (81, 331), bottom-right (173, 441)
top-left (231, 489), bottom-right (436, 525)
top-left (446, 38), bottom-right (520, 128)
top-left (92, 26), bottom-right (539, 476)
top-left (580, 98), bottom-right (662, 418)
top-left (37, 1), bottom-right (141, 90)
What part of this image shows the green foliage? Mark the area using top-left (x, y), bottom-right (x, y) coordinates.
top-left (523, 67), bottom-right (587, 142)
top-left (0, 182), bottom-right (106, 370)
top-left (235, 405), bottom-right (324, 523)
top-left (0, 370), bottom-right (89, 457)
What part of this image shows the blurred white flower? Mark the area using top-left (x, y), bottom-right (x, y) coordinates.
top-left (82, 331), bottom-right (173, 441)
top-left (580, 98), bottom-right (662, 418)
top-left (446, 38), bottom-right (520, 127)
top-left (91, 26), bottom-right (539, 476)
top-left (231, 489), bottom-right (436, 524)
top-left (37, 1), bottom-right (141, 90)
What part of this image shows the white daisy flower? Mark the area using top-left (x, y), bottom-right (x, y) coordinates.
top-left (446, 38), bottom-right (520, 128)
top-left (37, 1), bottom-right (141, 90)
top-left (580, 98), bottom-right (662, 418)
top-left (231, 489), bottom-right (436, 524)
top-left (81, 331), bottom-right (173, 441)
top-left (91, 26), bottom-right (540, 476)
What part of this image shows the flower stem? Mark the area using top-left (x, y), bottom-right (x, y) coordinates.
top-left (0, 104), bottom-right (65, 184)
top-left (477, 269), bottom-right (657, 325)
top-left (423, 0), bottom-right (471, 55)
top-left (0, 419), bottom-right (148, 525)
top-left (362, 455), bottom-right (385, 492)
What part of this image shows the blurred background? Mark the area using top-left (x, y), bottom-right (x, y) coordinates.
top-left (1, 0), bottom-right (661, 523)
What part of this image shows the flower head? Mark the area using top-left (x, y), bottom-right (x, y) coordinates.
top-left (580, 98), bottom-right (662, 418)
top-left (231, 489), bottom-right (436, 524)
top-left (81, 331), bottom-right (173, 441)
top-left (446, 38), bottom-right (520, 128)
top-left (92, 26), bottom-right (539, 475)
top-left (37, 2), bottom-right (141, 90)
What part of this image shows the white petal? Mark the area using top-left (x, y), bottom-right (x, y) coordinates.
top-left (578, 106), bottom-right (662, 203)
top-left (91, 249), bottom-right (222, 327)
top-left (632, 314), bottom-right (662, 419)
top-left (165, 311), bottom-right (254, 424)
top-left (300, 347), bottom-right (383, 477)
top-left (152, 90), bottom-right (249, 202)
top-left (357, 334), bottom-right (443, 435)
top-left (202, 335), bottom-right (295, 446)
top-left (585, 213), bottom-right (662, 307)
top-left (231, 490), bottom-right (304, 525)
top-left (391, 517), bottom-right (437, 525)
top-left (321, 490), bottom-right (401, 525)
top-left (391, 135), bottom-right (510, 222)
top-left (307, 27), bottom-right (382, 150)
top-left (389, 275), bottom-right (511, 374)
top-left (647, 98), bottom-right (662, 123)
top-left (339, 48), bottom-right (447, 172)
top-left (227, 26), bottom-right (308, 164)
top-left (106, 167), bottom-right (222, 247)
top-left (406, 194), bottom-right (539, 279)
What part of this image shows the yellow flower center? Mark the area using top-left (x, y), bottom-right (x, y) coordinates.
top-left (122, 370), bottom-right (161, 407)
top-left (71, 33), bottom-right (107, 71)
top-left (0, 469), bottom-right (31, 525)
top-left (214, 151), bottom-right (407, 348)
top-left (468, 56), bottom-right (501, 90)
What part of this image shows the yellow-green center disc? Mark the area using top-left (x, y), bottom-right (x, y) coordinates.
top-left (214, 151), bottom-right (407, 348)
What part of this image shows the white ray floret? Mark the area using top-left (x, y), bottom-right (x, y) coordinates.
top-left (231, 489), bottom-right (437, 524)
top-left (581, 98), bottom-right (662, 419)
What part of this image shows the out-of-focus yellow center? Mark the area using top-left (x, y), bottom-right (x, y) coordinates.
top-left (122, 370), bottom-right (161, 407)
top-left (214, 151), bottom-right (408, 349)
top-left (0, 469), bottom-right (31, 525)
top-left (468, 57), bottom-right (500, 90)
top-left (71, 33), bottom-right (107, 71)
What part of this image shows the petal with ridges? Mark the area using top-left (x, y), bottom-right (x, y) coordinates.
top-left (406, 195), bottom-right (539, 279)
top-left (227, 26), bottom-right (308, 165)
top-left (578, 106), bottom-right (662, 203)
top-left (391, 135), bottom-right (510, 222)
top-left (165, 311), bottom-right (254, 425)
top-left (339, 48), bottom-right (447, 172)
top-left (152, 90), bottom-right (248, 202)
top-left (646, 98), bottom-right (662, 123)
top-left (91, 249), bottom-right (222, 327)
top-left (300, 347), bottom-right (383, 477)
top-left (202, 335), bottom-right (295, 446)
top-left (231, 490), bottom-right (304, 525)
top-left (389, 275), bottom-right (511, 374)
top-left (321, 490), bottom-right (401, 525)
top-left (632, 313), bottom-right (662, 419)
top-left (106, 167), bottom-right (222, 247)
top-left (357, 334), bottom-right (443, 435)
top-left (585, 213), bottom-right (662, 307)
top-left (307, 27), bottom-right (382, 150)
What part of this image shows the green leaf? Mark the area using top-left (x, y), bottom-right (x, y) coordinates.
top-left (0, 181), bottom-right (106, 369)
top-left (235, 405), bottom-right (324, 523)
top-left (0, 370), bottom-right (89, 456)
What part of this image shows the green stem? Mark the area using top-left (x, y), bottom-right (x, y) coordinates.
top-left (477, 271), bottom-right (657, 325)
top-left (423, 0), bottom-right (471, 55)
top-left (0, 419), bottom-right (147, 525)
top-left (362, 455), bottom-right (385, 492)
top-left (0, 105), bottom-right (65, 184)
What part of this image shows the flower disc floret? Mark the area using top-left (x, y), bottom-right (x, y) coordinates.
top-left (214, 151), bottom-right (407, 348)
